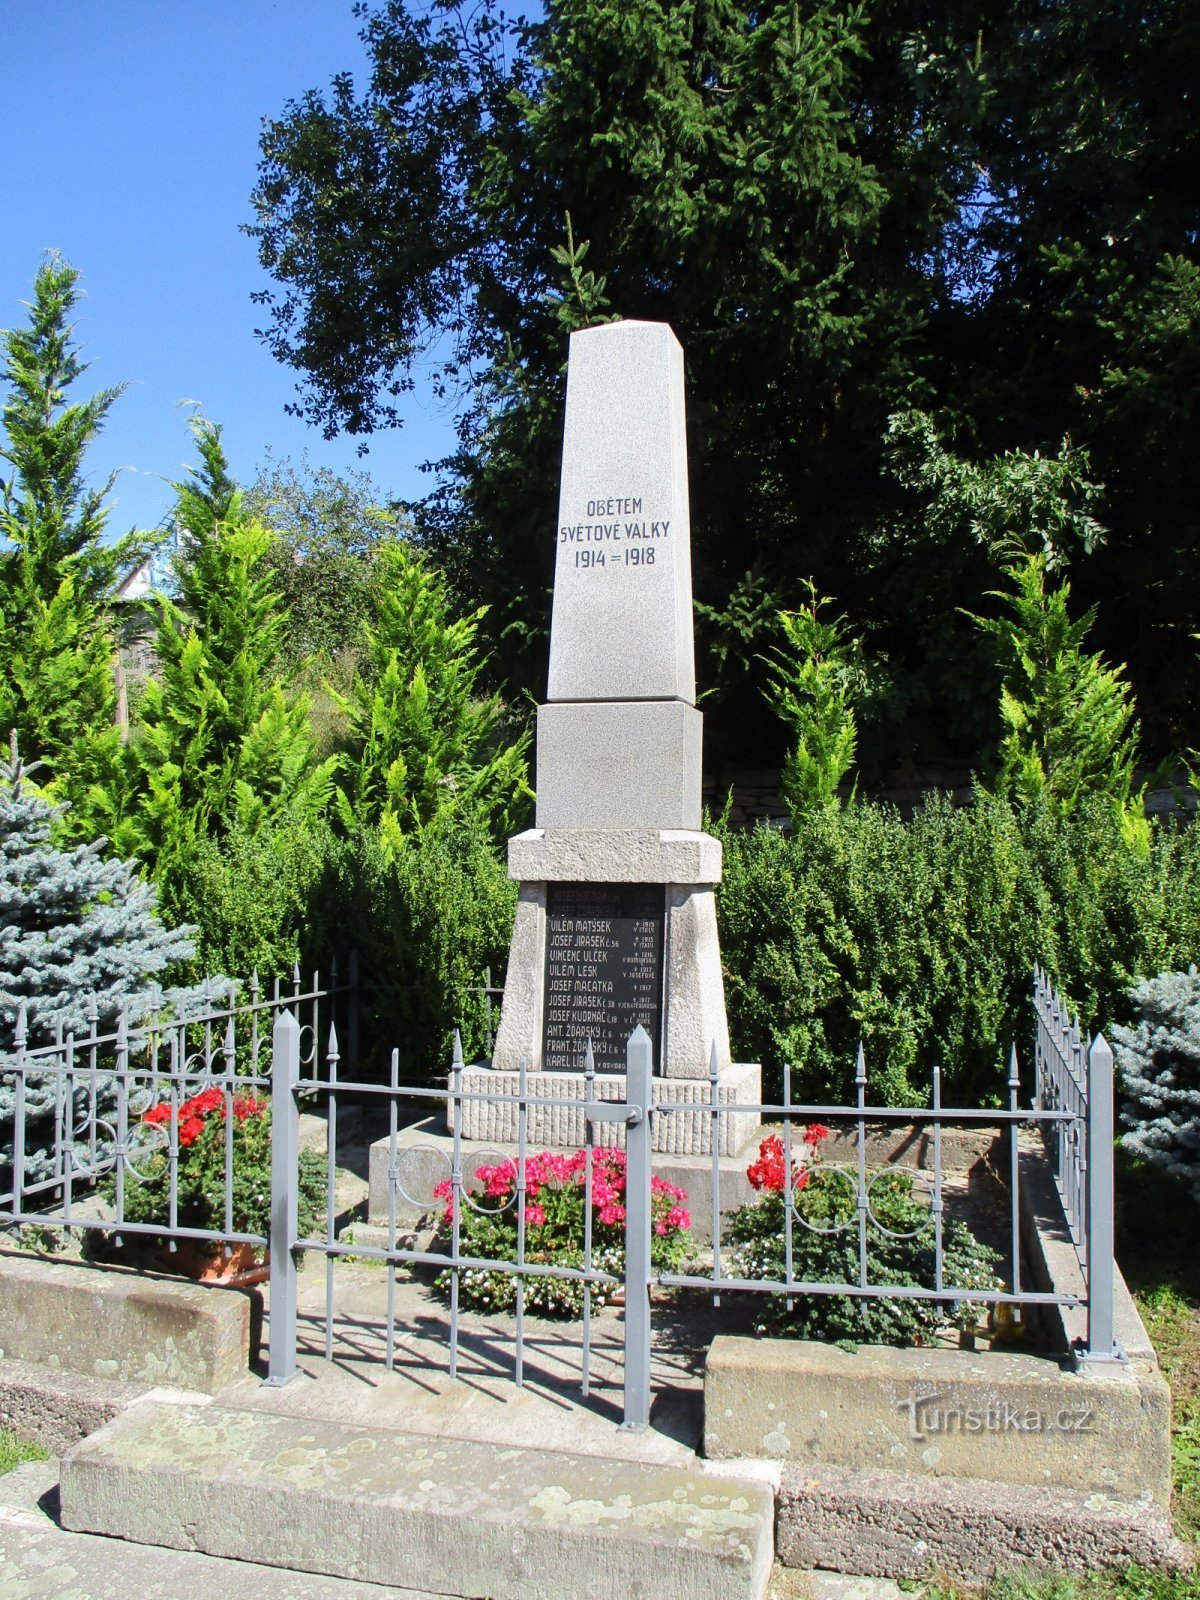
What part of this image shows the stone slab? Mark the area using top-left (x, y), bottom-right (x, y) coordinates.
top-left (776, 1461), bottom-right (1192, 1582)
top-left (0, 1461), bottom-right (446, 1600)
top-left (367, 1114), bottom-right (765, 1240)
top-left (508, 828), bottom-right (722, 884)
top-left (492, 873), bottom-right (730, 1076)
top-left (547, 320), bottom-right (695, 706)
top-left (60, 1400), bottom-right (774, 1600)
top-left (535, 700), bottom-right (702, 831)
top-left (0, 1354), bottom-right (149, 1455)
top-left (0, 1250), bottom-right (251, 1393)
top-left (456, 1061), bottom-right (762, 1155)
top-left (703, 1335), bottom-right (1172, 1504)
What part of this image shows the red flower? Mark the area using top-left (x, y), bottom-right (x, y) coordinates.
top-left (746, 1131), bottom-right (823, 1193)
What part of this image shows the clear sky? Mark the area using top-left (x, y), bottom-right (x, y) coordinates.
top-left (3, 1), bottom-right (458, 539)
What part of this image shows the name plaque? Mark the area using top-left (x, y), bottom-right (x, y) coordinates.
top-left (542, 882), bottom-right (665, 1073)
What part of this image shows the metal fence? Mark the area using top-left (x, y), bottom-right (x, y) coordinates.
top-left (0, 959), bottom-right (357, 1253)
top-left (1031, 962), bottom-right (1119, 1367)
top-left (2, 960), bottom-right (1122, 1435)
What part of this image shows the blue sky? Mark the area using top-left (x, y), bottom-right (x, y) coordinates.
top-left (3, 1), bottom-right (458, 539)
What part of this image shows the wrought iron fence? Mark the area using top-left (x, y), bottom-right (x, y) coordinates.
top-left (265, 965), bottom-right (1122, 1429)
top-left (1031, 961), bottom-right (1118, 1366)
top-left (0, 958), bottom-right (358, 1253)
top-left (2, 956), bottom-right (1121, 1435)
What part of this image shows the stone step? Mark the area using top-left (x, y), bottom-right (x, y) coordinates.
top-left (0, 1459), bottom-right (447, 1600)
top-left (60, 1400), bottom-right (775, 1600)
top-left (776, 1461), bottom-right (1194, 1582)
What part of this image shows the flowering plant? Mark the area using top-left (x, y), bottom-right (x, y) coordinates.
top-left (727, 1129), bottom-right (998, 1346)
top-left (433, 1147), bottom-right (691, 1318)
top-left (119, 1086), bottom-right (324, 1243)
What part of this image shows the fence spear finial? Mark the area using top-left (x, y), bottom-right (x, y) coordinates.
top-left (452, 1030), bottom-right (464, 1071)
top-left (855, 1041), bottom-right (867, 1085)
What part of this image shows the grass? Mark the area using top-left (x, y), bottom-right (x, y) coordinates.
top-left (0, 1429), bottom-right (48, 1477)
top-left (921, 1569), bottom-right (1200, 1600)
top-left (1115, 1148), bottom-right (1200, 1547)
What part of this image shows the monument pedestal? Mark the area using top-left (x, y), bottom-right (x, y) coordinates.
top-left (464, 827), bottom-right (760, 1156)
top-left (454, 1062), bottom-right (762, 1157)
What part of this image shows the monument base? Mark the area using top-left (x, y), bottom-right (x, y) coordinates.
top-left (492, 828), bottom-right (731, 1078)
top-left (454, 1061), bottom-right (762, 1157)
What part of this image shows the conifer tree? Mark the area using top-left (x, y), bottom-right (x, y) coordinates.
top-left (340, 542), bottom-right (531, 846)
top-left (761, 583), bottom-right (862, 819)
top-left (1115, 968), bottom-right (1200, 1203)
top-left (972, 554), bottom-right (1141, 817)
top-left (0, 743), bottom-right (204, 1184)
top-left (123, 419), bottom-right (339, 887)
top-left (0, 257), bottom-right (144, 832)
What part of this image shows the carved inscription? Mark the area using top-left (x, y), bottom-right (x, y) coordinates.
top-left (558, 493), bottom-right (670, 573)
top-left (542, 882), bottom-right (665, 1073)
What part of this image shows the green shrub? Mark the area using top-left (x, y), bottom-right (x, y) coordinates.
top-left (726, 1131), bottom-right (999, 1345)
top-left (347, 819), bottom-right (516, 1075)
top-left (159, 810), bottom-right (343, 984)
top-left (716, 793), bottom-right (1200, 1104)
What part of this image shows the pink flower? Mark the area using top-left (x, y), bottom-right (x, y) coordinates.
top-left (524, 1203), bottom-right (546, 1228)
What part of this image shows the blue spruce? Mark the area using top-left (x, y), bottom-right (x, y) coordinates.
top-left (1, 740), bottom-right (218, 1186)
top-left (1114, 967), bottom-right (1200, 1203)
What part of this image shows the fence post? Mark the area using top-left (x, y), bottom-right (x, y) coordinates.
top-left (1082, 1032), bottom-right (1121, 1364)
top-left (265, 1008), bottom-right (300, 1387)
top-left (622, 1025), bottom-right (653, 1432)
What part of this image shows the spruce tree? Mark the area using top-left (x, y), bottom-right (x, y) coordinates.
top-left (0, 743), bottom-right (202, 1184)
top-left (1115, 968), bottom-right (1200, 1203)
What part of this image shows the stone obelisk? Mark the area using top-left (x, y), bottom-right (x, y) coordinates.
top-left (461, 320), bottom-right (758, 1155)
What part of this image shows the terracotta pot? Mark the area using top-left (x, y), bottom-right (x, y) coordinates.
top-left (160, 1239), bottom-right (269, 1287)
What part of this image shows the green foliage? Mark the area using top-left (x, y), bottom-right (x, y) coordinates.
top-left (727, 1138), bottom-right (998, 1345)
top-left (1114, 969), bottom-right (1200, 1204)
top-left (971, 554), bottom-right (1142, 817)
top-left (0, 1429), bottom-right (49, 1477)
top-left (0, 747), bottom-right (196, 1047)
top-left (0, 744), bottom-right (215, 1185)
top-left (339, 542), bottom-right (531, 843)
top-left (346, 820), bottom-right (516, 1075)
top-left (118, 1087), bottom-right (325, 1241)
top-left (716, 795), bottom-right (1200, 1105)
top-left (162, 811), bottom-right (342, 985)
top-left (0, 256), bottom-right (142, 833)
top-left (244, 451), bottom-right (408, 671)
top-left (248, 3), bottom-right (1200, 770)
top-left (884, 411), bottom-right (1107, 567)
top-left (761, 583), bottom-right (862, 818)
top-left (123, 420), bottom-right (338, 902)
